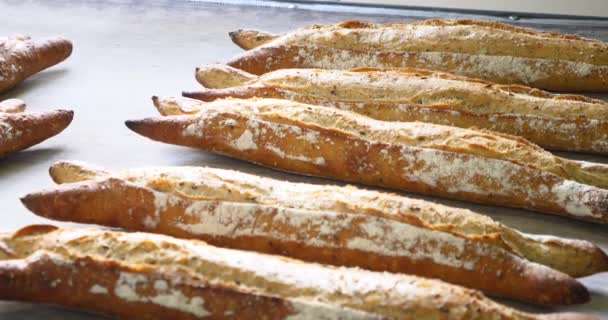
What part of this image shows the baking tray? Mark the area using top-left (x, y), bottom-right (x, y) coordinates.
top-left (0, 0), bottom-right (607, 318)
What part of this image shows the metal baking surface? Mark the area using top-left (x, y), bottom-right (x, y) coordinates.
top-left (1, 0), bottom-right (607, 318)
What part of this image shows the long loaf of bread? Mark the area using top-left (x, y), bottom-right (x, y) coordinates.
top-left (0, 99), bottom-right (73, 157)
top-left (0, 35), bottom-right (72, 93)
top-left (20, 161), bottom-right (607, 305)
top-left (185, 65), bottom-right (608, 154)
top-left (126, 97), bottom-right (608, 224)
top-left (0, 224), bottom-right (595, 319)
top-left (226, 19), bottom-right (608, 92)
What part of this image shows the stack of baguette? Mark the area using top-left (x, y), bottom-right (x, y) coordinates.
top-left (185, 65), bottom-right (608, 154)
top-left (5, 18), bottom-right (608, 320)
top-left (127, 96), bottom-right (608, 224)
top-left (19, 161), bottom-right (608, 306)
top-left (0, 224), bottom-right (596, 319)
top-left (226, 19), bottom-right (608, 92)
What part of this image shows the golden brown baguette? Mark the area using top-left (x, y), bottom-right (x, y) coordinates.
top-left (0, 100), bottom-right (73, 157)
top-left (185, 65), bottom-right (608, 154)
top-left (126, 97), bottom-right (608, 224)
top-left (21, 161), bottom-right (607, 305)
top-left (153, 96), bottom-right (608, 191)
top-left (0, 35), bottom-right (72, 93)
top-left (229, 29), bottom-right (278, 50)
top-left (226, 19), bottom-right (608, 92)
top-left (35, 161), bottom-right (608, 278)
top-left (0, 224), bottom-right (596, 319)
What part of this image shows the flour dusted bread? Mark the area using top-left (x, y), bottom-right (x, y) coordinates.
top-left (21, 161), bottom-right (608, 305)
top-left (0, 99), bottom-right (73, 157)
top-left (185, 65), bottom-right (608, 154)
top-left (0, 225), bottom-right (595, 319)
top-left (0, 35), bottom-right (72, 93)
top-left (229, 29), bottom-right (278, 50)
top-left (227, 19), bottom-right (608, 92)
top-left (126, 97), bottom-right (608, 224)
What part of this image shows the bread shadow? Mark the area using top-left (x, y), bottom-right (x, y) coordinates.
top-left (172, 150), bottom-right (346, 186)
top-left (0, 148), bottom-right (65, 178)
top-left (0, 68), bottom-right (69, 100)
top-left (0, 301), bottom-right (110, 319)
top-left (494, 288), bottom-right (608, 317)
top-left (574, 289), bottom-right (608, 315)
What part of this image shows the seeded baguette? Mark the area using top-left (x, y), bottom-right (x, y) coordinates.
top-left (126, 97), bottom-right (608, 224)
top-left (186, 65), bottom-right (608, 154)
top-left (21, 161), bottom-right (607, 305)
top-left (153, 96), bottom-right (608, 191)
top-left (32, 161), bottom-right (608, 278)
top-left (38, 161), bottom-right (608, 279)
top-left (0, 225), bottom-right (596, 319)
top-left (0, 35), bottom-right (72, 93)
top-left (226, 19), bottom-right (608, 92)
top-left (0, 100), bottom-right (73, 157)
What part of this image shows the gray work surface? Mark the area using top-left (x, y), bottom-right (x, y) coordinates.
top-left (1, 0), bottom-right (607, 318)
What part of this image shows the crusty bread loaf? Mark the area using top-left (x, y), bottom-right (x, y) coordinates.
top-left (0, 98), bottom-right (26, 113)
top-left (0, 224), bottom-right (595, 319)
top-left (229, 29), bottom-right (278, 50)
top-left (0, 100), bottom-right (73, 157)
top-left (20, 161), bottom-right (606, 305)
top-left (185, 65), bottom-right (608, 154)
top-left (226, 19), bottom-right (608, 92)
top-left (126, 97), bottom-right (608, 224)
top-left (0, 35), bottom-right (72, 93)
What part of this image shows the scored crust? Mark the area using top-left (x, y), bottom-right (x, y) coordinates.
top-left (153, 97), bottom-right (608, 190)
top-left (226, 44), bottom-right (608, 92)
top-left (125, 97), bottom-right (608, 224)
top-left (226, 19), bottom-right (608, 91)
top-left (38, 160), bottom-right (608, 277)
top-left (231, 19), bottom-right (605, 53)
top-left (0, 225), bottom-right (595, 319)
top-left (19, 160), bottom-right (607, 295)
top-left (264, 19), bottom-right (607, 65)
top-left (186, 65), bottom-right (608, 153)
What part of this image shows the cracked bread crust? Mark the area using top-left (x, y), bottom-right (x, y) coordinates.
top-left (18, 161), bottom-right (608, 303)
top-left (125, 98), bottom-right (608, 224)
top-left (153, 97), bottom-right (608, 190)
top-left (226, 19), bottom-right (608, 91)
top-left (0, 225), bottom-right (595, 319)
top-left (186, 65), bottom-right (608, 154)
top-left (231, 19), bottom-right (606, 61)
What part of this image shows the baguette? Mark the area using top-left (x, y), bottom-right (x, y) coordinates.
top-left (229, 29), bottom-right (278, 50)
top-left (0, 35), bottom-right (72, 93)
top-left (21, 161), bottom-right (608, 305)
top-left (126, 97), bottom-right (608, 224)
top-left (0, 100), bottom-right (73, 157)
top-left (0, 224), bottom-right (595, 319)
top-left (0, 98), bottom-right (26, 113)
top-left (185, 65), bottom-right (608, 154)
top-left (226, 19), bottom-right (608, 92)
